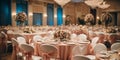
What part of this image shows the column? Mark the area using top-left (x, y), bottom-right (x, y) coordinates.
top-left (54, 4), bottom-right (57, 26)
top-left (11, 0), bottom-right (16, 26)
top-left (63, 7), bottom-right (66, 25)
top-left (28, 1), bottom-right (33, 26)
top-left (43, 3), bottom-right (47, 26)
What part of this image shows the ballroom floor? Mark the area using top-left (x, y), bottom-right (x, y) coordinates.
top-left (0, 53), bottom-right (12, 60)
top-left (0, 44), bottom-right (13, 60)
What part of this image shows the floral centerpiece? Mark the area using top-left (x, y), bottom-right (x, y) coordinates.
top-left (84, 13), bottom-right (94, 25)
top-left (54, 30), bottom-right (71, 42)
top-left (23, 27), bottom-right (35, 33)
top-left (106, 27), bottom-right (119, 33)
top-left (101, 12), bottom-right (112, 27)
top-left (106, 28), bottom-right (117, 33)
top-left (15, 12), bottom-right (27, 26)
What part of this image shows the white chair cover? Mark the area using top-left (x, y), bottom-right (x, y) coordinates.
top-left (72, 44), bottom-right (88, 56)
top-left (40, 44), bottom-right (58, 60)
top-left (17, 37), bottom-right (26, 44)
top-left (73, 55), bottom-right (90, 60)
top-left (20, 44), bottom-right (34, 52)
top-left (7, 30), bottom-right (14, 34)
top-left (94, 43), bottom-right (107, 54)
top-left (33, 35), bottom-right (42, 42)
top-left (11, 38), bottom-right (18, 46)
top-left (91, 37), bottom-right (99, 48)
top-left (111, 43), bottom-right (120, 51)
top-left (78, 34), bottom-right (87, 41)
top-left (85, 55), bottom-right (96, 60)
top-left (40, 44), bottom-right (58, 54)
top-left (71, 33), bottom-right (77, 40)
top-left (20, 44), bottom-right (42, 60)
top-left (0, 31), bottom-right (6, 38)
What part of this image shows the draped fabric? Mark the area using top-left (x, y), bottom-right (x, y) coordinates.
top-left (16, 0), bottom-right (28, 26)
top-left (47, 3), bottom-right (54, 26)
top-left (57, 5), bottom-right (63, 26)
top-left (0, 0), bottom-right (11, 26)
top-left (33, 13), bottom-right (43, 26)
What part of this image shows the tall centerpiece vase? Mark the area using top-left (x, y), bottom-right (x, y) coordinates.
top-left (19, 21), bottom-right (25, 26)
top-left (101, 12), bottom-right (112, 29)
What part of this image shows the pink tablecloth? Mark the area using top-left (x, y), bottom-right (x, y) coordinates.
top-left (35, 42), bottom-right (76, 60)
top-left (35, 42), bottom-right (91, 60)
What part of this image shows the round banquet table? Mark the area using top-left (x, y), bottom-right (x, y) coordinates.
top-left (35, 41), bottom-right (90, 60)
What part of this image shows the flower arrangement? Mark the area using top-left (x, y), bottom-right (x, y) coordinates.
top-left (101, 12), bottom-right (112, 27)
top-left (84, 13), bottom-right (94, 25)
top-left (54, 30), bottom-right (71, 42)
top-left (106, 28), bottom-right (117, 33)
top-left (23, 27), bottom-right (35, 33)
top-left (106, 27), bottom-right (119, 33)
top-left (15, 12), bottom-right (27, 23)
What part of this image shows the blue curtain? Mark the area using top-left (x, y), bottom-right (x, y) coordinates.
top-left (57, 5), bottom-right (63, 25)
top-left (0, 0), bottom-right (11, 26)
top-left (47, 3), bottom-right (54, 26)
top-left (16, 0), bottom-right (28, 26)
top-left (33, 13), bottom-right (43, 26)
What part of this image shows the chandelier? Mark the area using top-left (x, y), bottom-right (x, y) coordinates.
top-left (54, 0), bottom-right (71, 7)
top-left (84, 0), bottom-right (110, 9)
top-left (98, 2), bottom-right (110, 9)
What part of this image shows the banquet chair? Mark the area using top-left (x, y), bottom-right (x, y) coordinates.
top-left (94, 43), bottom-right (107, 54)
top-left (93, 43), bottom-right (107, 60)
top-left (7, 29), bottom-right (14, 40)
top-left (111, 43), bottom-right (120, 51)
top-left (108, 34), bottom-right (117, 44)
top-left (0, 31), bottom-right (11, 54)
top-left (33, 35), bottom-right (42, 42)
top-left (72, 44), bottom-right (96, 60)
top-left (20, 44), bottom-right (42, 60)
top-left (7, 29), bottom-right (14, 34)
top-left (91, 37), bottom-right (99, 48)
top-left (71, 33), bottom-right (77, 40)
top-left (72, 44), bottom-right (88, 56)
top-left (78, 34), bottom-right (87, 41)
top-left (31, 35), bottom-right (42, 48)
top-left (11, 38), bottom-right (23, 60)
top-left (40, 44), bottom-right (59, 60)
top-left (0, 31), bottom-right (7, 54)
top-left (0, 28), bottom-right (7, 34)
top-left (4, 30), bottom-right (13, 53)
top-left (15, 34), bottom-right (25, 39)
top-left (73, 55), bottom-right (90, 60)
top-left (17, 36), bottom-right (26, 44)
